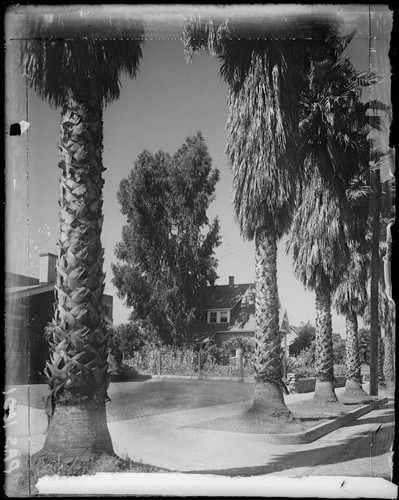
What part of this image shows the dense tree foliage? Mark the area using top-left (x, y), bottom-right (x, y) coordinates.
top-left (112, 132), bottom-right (221, 345)
top-left (107, 322), bottom-right (152, 360)
top-left (289, 322), bottom-right (315, 357)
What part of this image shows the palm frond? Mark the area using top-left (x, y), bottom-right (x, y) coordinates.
top-left (20, 9), bottom-right (144, 107)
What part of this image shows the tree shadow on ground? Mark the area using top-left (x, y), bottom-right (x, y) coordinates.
top-left (187, 415), bottom-right (394, 477)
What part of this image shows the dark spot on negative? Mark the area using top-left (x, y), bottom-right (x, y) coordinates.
top-left (10, 123), bottom-right (21, 136)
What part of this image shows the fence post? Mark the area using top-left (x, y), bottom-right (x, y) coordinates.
top-left (158, 351), bottom-right (162, 376)
top-left (237, 348), bottom-right (243, 381)
top-left (198, 350), bottom-right (202, 380)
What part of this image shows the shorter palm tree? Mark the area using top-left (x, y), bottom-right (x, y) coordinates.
top-left (363, 281), bottom-right (392, 388)
top-left (287, 167), bottom-right (351, 402)
top-left (333, 248), bottom-right (369, 402)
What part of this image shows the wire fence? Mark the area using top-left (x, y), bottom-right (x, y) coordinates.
top-left (126, 346), bottom-right (256, 379)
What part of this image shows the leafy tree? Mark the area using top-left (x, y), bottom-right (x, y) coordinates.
top-left (19, 8), bottom-right (143, 463)
top-left (107, 322), bottom-right (150, 360)
top-left (289, 322), bottom-right (315, 357)
top-left (183, 15), bottom-right (339, 421)
top-left (112, 132), bottom-right (221, 345)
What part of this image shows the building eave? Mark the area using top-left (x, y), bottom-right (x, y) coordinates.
top-left (5, 284), bottom-right (55, 300)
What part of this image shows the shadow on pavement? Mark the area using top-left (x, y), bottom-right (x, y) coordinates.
top-left (187, 415), bottom-right (394, 477)
top-left (350, 414), bottom-right (395, 426)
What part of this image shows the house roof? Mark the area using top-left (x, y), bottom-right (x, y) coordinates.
top-left (5, 271), bottom-right (40, 288)
top-left (190, 283), bottom-right (289, 343)
top-left (5, 283), bottom-right (55, 299)
top-left (202, 283), bottom-right (255, 310)
top-left (6, 282), bottom-right (113, 304)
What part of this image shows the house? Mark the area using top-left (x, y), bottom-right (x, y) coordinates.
top-left (190, 276), bottom-right (297, 369)
top-left (5, 253), bottom-right (113, 385)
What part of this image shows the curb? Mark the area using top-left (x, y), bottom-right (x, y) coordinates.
top-left (255, 397), bottom-right (388, 445)
top-left (149, 374), bottom-right (256, 382)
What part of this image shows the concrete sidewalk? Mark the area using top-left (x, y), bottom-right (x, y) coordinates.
top-left (107, 389), bottom-right (394, 476)
top-left (7, 386), bottom-right (394, 479)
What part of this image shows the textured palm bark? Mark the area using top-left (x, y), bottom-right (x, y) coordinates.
top-left (344, 312), bottom-right (361, 384)
top-left (341, 312), bottom-right (368, 402)
top-left (35, 399), bottom-right (114, 460)
top-left (383, 323), bottom-right (394, 382)
top-left (378, 330), bottom-right (386, 388)
top-left (314, 278), bottom-right (337, 402)
top-left (249, 225), bottom-right (292, 420)
top-left (41, 82), bottom-right (113, 457)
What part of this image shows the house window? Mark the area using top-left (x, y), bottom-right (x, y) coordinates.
top-left (207, 310), bottom-right (230, 324)
top-left (220, 311), bottom-right (228, 323)
top-left (209, 311), bottom-right (217, 323)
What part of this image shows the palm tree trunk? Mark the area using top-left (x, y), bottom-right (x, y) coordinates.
top-left (250, 224), bottom-right (292, 420)
top-left (341, 312), bottom-right (368, 402)
top-left (37, 82), bottom-right (113, 461)
top-left (314, 276), bottom-right (337, 402)
top-left (383, 321), bottom-right (394, 382)
top-left (378, 329), bottom-right (386, 388)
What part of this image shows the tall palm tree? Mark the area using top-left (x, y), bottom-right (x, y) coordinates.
top-left (287, 55), bottom-right (382, 403)
top-left (183, 16), bottom-right (339, 419)
top-left (20, 8), bottom-right (143, 461)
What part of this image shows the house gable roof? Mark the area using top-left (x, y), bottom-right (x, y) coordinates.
top-left (190, 282), bottom-right (287, 343)
top-left (202, 283), bottom-right (255, 310)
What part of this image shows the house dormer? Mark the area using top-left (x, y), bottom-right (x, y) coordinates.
top-left (207, 309), bottom-right (230, 324)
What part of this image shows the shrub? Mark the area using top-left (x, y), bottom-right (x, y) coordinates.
top-left (220, 336), bottom-right (255, 363)
top-left (202, 343), bottom-right (228, 365)
top-left (128, 343), bottom-right (198, 375)
top-left (107, 322), bottom-right (150, 359)
top-left (127, 342), bottom-right (157, 373)
top-left (286, 356), bottom-right (298, 374)
top-left (334, 364), bottom-right (346, 378)
top-left (292, 344), bottom-right (316, 379)
top-left (294, 366), bottom-right (316, 379)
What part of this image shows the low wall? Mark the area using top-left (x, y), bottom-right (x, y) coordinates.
top-left (294, 376), bottom-right (346, 393)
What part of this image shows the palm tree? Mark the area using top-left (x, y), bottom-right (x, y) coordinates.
top-left (183, 16), bottom-right (339, 419)
top-left (287, 55), bottom-right (382, 403)
top-left (19, 8), bottom-right (143, 462)
top-left (382, 297), bottom-right (394, 383)
top-left (333, 248), bottom-right (369, 402)
top-left (363, 281), bottom-right (393, 387)
top-left (287, 169), bottom-right (351, 402)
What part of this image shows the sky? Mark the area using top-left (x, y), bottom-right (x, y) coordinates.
top-left (5, 4), bottom-right (393, 336)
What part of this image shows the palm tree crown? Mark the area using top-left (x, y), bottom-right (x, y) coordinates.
top-left (21, 9), bottom-right (143, 107)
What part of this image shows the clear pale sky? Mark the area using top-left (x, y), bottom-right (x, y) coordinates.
top-left (6, 5), bottom-right (392, 335)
